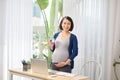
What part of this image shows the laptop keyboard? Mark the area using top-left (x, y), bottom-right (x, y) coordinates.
top-left (48, 71), bottom-right (56, 75)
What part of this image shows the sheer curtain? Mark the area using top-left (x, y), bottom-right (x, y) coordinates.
top-left (63, 0), bottom-right (120, 80)
top-left (111, 0), bottom-right (120, 80)
top-left (3, 0), bottom-right (33, 80)
top-left (0, 0), bottom-right (6, 80)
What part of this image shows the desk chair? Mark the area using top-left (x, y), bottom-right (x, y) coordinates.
top-left (80, 60), bottom-right (102, 80)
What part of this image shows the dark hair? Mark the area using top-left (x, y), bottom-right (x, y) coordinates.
top-left (59, 16), bottom-right (74, 31)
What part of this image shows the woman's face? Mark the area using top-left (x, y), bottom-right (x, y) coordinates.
top-left (62, 18), bottom-right (71, 32)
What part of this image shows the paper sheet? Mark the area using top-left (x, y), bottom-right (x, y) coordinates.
top-left (55, 72), bottom-right (76, 77)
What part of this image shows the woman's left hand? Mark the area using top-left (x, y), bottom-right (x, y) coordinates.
top-left (55, 62), bottom-right (66, 67)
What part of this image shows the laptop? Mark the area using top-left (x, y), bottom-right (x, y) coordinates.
top-left (31, 59), bottom-right (76, 77)
top-left (31, 59), bottom-right (55, 75)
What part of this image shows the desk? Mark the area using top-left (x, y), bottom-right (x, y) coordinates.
top-left (9, 68), bottom-right (88, 80)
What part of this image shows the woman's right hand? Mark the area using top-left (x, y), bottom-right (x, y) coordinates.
top-left (48, 40), bottom-right (54, 50)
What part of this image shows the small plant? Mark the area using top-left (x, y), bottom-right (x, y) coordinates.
top-left (21, 60), bottom-right (31, 65)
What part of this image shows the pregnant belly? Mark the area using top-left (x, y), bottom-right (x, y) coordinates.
top-left (52, 51), bottom-right (69, 63)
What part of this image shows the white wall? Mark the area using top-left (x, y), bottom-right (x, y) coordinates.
top-left (0, 0), bottom-right (6, 80)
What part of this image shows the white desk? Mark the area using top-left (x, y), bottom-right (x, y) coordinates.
top-left (9, 68), bottom-right (88, 80)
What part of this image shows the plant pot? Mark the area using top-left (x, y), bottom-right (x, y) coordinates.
top-left (28, 64), bottom-right (31, 69)
top-left (23, 64), bottom-right (28, 71)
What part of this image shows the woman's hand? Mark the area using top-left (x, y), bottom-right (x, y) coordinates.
top-left (55, 62), bottom-right (66, 67)
top-left (48, 40), bottom-right (54, 50)
top-left (65, 59), bottom-right (71, 65)
top-left (55, 59), bottom-right (71, 67)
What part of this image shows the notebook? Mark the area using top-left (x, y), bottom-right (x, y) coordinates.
top-left (31, 59), bottom-right (55, 75)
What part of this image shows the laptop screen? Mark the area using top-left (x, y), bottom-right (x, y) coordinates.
top-left (31, 59), bottom-right (49, 75)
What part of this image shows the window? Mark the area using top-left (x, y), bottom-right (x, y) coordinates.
top-left (32, 1), bottom-right (45, 57)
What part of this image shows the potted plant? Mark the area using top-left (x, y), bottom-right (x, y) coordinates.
top-left (21, 59), bottom-right (31, 71)
top-left (36, 0), bottom-right (63, 68)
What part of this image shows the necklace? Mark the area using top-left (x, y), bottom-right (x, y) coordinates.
top-left (60, 32), bottom-right (70, 39)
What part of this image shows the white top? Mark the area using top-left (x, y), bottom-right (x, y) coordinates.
top-left (52, 36), bottom-right (70, 63)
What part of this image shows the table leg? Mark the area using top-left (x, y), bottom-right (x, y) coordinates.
top-left (9, 72), bottom-right (13, 80)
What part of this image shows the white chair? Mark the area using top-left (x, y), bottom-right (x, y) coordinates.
top-left (80, 60), bottom-right (102, 80)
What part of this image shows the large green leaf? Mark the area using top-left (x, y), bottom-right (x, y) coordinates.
top-left (49, 0), bottom-right (63, 38)
top-left (49, 0), bottom-right (55, 38)
top-left (36, 0), bottom-right (49, 40)
top-left (58, 0), bottom-right (63, 16)
top-left (37, 0), bottom-right (49, 10)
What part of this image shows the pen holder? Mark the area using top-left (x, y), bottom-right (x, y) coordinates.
top-left (23, 64), bottom-right (28, 71)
